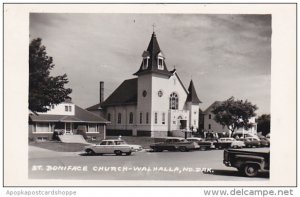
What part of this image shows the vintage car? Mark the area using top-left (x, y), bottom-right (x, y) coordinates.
top-left (259, 137), bottom-right (270, 147)
top-left (150, 137), bottom-right (199, 152)
top-left (186, 137), bottom-right (215, 150)
top-left (214, 137), bottom-right (245, 149)
top-left (223, 148), bottom-right (270, 177)
top-left (237, 137), bottom-right (261, 148)
top-left (84, 139), bottom-right (134, 156)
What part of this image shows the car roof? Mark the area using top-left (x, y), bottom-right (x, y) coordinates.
top-left (102, 139), bottom-right (124, 142)
top-left (187, 137), bottom-right (202, 140)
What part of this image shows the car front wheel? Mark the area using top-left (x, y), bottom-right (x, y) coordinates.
top-left (179, 146), bottom-right (188, 152)
top-left (86, 149), bottom-right (95, 156)
top-left (114, 150), bottom-right (123, 156)
top-left (243, 164), bottom-right (259, 177)
top-left (125, 152), bottom-right (132, 156)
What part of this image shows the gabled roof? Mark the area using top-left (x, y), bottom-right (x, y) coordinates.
top-left (100, 78), bottom-right (138, 107)
top-left (186, 80), bottom-right (202, 104)
top-left (86, 103), bottom-right (102, 111)
top-left (133, 32), bottom-right (172, 77)
top-left (29, 105), bottom-right (109, 123)
top-left (203, 101), bottom-right (222, 114)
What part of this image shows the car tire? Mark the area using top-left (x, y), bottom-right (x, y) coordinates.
top-left (125, 152), bottom-right (132, 156)
top-left (153, 147), bottom-right (161, 152)
top-left (114, 150), bottom-right (123, 156)
top-left (243, 164), bottom-right (259, 177)
top-left (179, 146), bottom-right (188, 152)
top-left (200, 146), bottom-right (207, 151)
top-left (86, 149), bottom-right (95, 156)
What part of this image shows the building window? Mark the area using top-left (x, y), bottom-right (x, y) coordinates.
top-left (146, 112), bottom-right (149, 124)
top-left (158, 58), bottom-right (163, 70)
top-left (107, 113), bottom-right (111, 121)
top-left (117, 113), bottom-right (121, 124)
top-left (162, 112), bottom-right (165, 124)
top-left (142, 58), bottom-right (148, 69)
top-left (194, 120), bottom-right (196, 125)
top-left (208, 124), bottom-right (211, 129)
top-left (69, 106), bottom-right (72, 112)
top-left (154, 112), bottom-right (158, 124)
top-left (65, 106), bottom-right (68, 112)
top-left (88, 124), bottom-right (97, 133)
top-left (209, 114), bottom-right (211, 119)
top-left (129, 112), bottom-right (133, 124)
top-left (140, 112), bottom-right (142, 124)
top-left (169, 92), bottom-right (179, 110)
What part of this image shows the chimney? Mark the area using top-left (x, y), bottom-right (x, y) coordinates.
top-left (100, 81), bottom-right (104, 104)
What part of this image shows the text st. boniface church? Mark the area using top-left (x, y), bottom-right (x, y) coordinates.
top-left (87, 31), bottom-right (202, 138)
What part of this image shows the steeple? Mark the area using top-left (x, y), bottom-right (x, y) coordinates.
top-left (133, 32), bottom-right (172, 77)
top-left (186, 80), bottom-right (202, 104)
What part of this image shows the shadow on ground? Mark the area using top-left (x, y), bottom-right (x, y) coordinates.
top-left (204, 169), bottom-right (269, 178)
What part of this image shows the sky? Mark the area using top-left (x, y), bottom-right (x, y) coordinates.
top-left (30, 14), bottom-right (271, 116)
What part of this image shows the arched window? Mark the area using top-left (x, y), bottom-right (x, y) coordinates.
top-left (169, 92), bottom-right (179, 109)
top-left (117, 113), bottom-right (121, 124)
top-left (146, 112), bottom-right (149, 124)
top-left (129, 112), bottom-right (133, 124)
top-left (139, 112), bottom-right (142, 124)
top-left (142, 58), bottom-right (148, 69)
top-left (107, 113), bottom-right (111, 121)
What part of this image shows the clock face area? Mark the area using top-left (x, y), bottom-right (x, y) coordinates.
top-left (158, 90), bottom-right (163, 97)
top-left (142, 90), bottom-right (147, 97)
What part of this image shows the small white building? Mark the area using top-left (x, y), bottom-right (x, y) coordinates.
top-left (87, 32), bottom-right (202, 138)
top-left (203, 101), bottom-right (257, 137)
top-left (29, 99), bottom-right (109, 141)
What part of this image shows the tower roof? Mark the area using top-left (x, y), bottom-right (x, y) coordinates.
top-left (133, 32), bottom-right (172, 77)
top-left (186, 80), bottom-right (202, 104)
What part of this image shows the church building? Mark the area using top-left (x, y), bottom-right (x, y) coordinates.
top-left (87, 32), bottom-right (202, 138)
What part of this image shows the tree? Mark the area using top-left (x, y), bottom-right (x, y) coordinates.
top-left (211, 97), bottom-right (258, 137)
top-left (29, 38), bottom-right (72, 112)
top-left (257, 114), bottom-right (270, 136)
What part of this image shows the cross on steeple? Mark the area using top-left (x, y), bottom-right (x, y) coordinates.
top-left (152, 23), bottom-right (156, 33)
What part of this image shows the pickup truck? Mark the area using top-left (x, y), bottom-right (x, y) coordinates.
top-left (223, 148), bottom-right (270, 177)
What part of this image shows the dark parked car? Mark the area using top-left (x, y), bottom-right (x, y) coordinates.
top-left (186, 137), bottom-right (215, 150)
top-left (237, 137), bottom-right (261, 148)
top-left (259, 137), bottom-right (270, 147)
top-left (150, 137), bottom-right (199, 152)
top-left (223, 148), bottom-right (270, 177)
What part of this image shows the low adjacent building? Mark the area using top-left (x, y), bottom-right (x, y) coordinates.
top-left (29, 99), bottom-right (109, 141)
top-left (203, 101), bottom-right (257, 137)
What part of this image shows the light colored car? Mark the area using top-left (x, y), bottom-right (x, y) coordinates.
top-left (216, 137), bottom-right (245, 149)
top-left (186, 137), bottom-right (215, 150)
top-left (128, 144), bottom-right (143, 152)
top-left (85, 139), bottom-right (132, 156)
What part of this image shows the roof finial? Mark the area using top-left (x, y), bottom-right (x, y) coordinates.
top-left (152, 23), bottom-right (156, 33)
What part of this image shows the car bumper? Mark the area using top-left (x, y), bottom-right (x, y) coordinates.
top-left (223, 160), bottom-right (231, 167)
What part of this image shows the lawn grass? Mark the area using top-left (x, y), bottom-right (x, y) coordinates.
top-left (106, 136), bottom-right (165, 149)
top-left (29, 141), bottom-right (88, 152)
top-left (29, 136), bottom-right (166, 152)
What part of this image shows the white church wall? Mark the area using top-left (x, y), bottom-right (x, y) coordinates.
top-left (151, 73), bottom-right (188, 133)
top-left (137, 74), bottom-right (152, 131)
top-left (106, 105), bottom-right (137, 131)
top-left (190, 104), bottom-right (199, 130)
